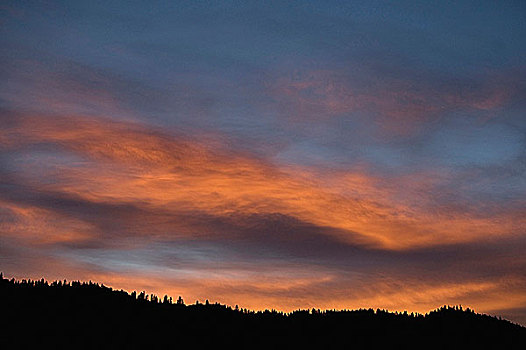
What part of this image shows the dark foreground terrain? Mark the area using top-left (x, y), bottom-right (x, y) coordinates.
top-left (1, 274), bottom-right (525, 349)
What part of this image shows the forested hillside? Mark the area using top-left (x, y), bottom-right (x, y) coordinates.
top-left (1, 274), bottom-right (524, 349)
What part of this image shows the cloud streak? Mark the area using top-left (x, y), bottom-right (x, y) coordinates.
top-left (268, 68), bottom-right (519, 137)
top-left (2, 111), bottom-right (523, 252)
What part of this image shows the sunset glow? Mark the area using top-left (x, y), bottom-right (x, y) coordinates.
top-left (1, 1), bottom-right (525, 325)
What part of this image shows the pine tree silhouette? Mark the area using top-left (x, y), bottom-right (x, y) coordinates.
top-left (0, 273), bottom-right (525, 349)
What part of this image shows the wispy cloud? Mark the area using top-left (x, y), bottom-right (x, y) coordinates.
top-left (2, 111), bottom-right (523, 251)
top-left (268, 68), bottom-right (519, 137)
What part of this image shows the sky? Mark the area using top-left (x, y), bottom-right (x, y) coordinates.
top-left (1, 0), bottom-right (526, 324)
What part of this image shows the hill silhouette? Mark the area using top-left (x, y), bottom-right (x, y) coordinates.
top-left (1, 273), bottom-right (525, 349)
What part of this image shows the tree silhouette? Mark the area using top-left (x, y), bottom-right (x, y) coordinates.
top-left (0, 273), bottom-right (525, 349)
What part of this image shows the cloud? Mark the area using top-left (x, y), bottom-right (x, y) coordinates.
top-left (1, 110), bottom-right (523, 252)
top-left (267, 68), bottom-right (519, 137)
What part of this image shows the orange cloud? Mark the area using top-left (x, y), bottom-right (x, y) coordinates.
top-left (268, 69), bottom-right (513, 136)
top-left (0, 200), bottom-right (96, 245)
top-left (1, 112), bottom-right (523, 250)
